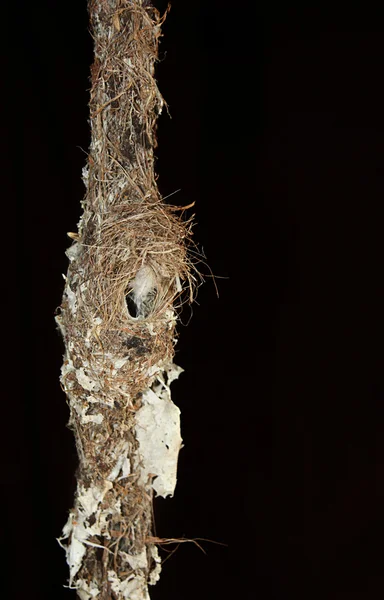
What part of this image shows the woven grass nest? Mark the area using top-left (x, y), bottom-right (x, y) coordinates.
top-left (60, 195), bottom-right (199, 443)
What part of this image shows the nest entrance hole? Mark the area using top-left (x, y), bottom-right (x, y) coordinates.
top-left (125, 288), bottom-right (158, 319)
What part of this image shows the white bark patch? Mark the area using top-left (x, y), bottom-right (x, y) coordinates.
top-left (135, 364), bottom-right (183, 498)
top-left (108, 571), bottom-right (150, 600)
top-left (76, 579), bottom-right (100, 599)
top-left (148, 546), bottom-right (162, 585)
top-left (76, 368), bottom-right (99, 392)
top-left (113, 356), bottom-right (130, 370)
top-left (107, 441), bottom-right (131, 482)
top-left (66, 284), bottom-right (77, 315)
top-left (66, 242), bottom-right (81, 262)
top-left (80, 412), bottom-right (104, 425)
top-left (76, 579), bottom-right (100, 600)
top-left (58, 481), bottom-right (113, 585)
top-left (120, 548), bottom-right (148, 570)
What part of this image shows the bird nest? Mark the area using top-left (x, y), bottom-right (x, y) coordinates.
top-left (56, 2), bottom-right (202, 597)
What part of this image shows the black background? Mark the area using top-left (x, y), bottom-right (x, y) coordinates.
top-left (8, 1), bottom-right (384, 598)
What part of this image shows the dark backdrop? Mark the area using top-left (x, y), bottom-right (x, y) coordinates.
top-left (9, 1), bottom-right (384, 598)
